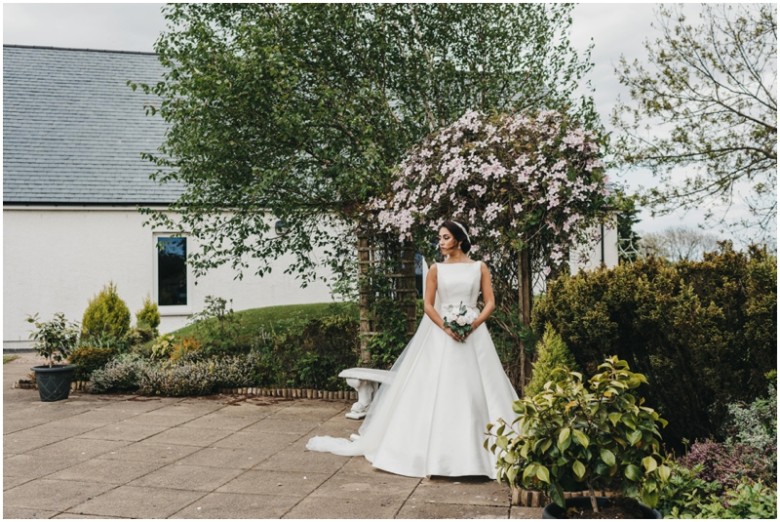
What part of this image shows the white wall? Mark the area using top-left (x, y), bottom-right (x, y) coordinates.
top-left (570, 217), bottom-right (620, 273)
top-left (3, 206), bottom-right (337, 348)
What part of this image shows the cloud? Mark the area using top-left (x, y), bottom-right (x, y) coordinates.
top-left (3, 3), bottom-right (166, 52)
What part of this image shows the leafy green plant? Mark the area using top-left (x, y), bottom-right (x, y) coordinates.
top-left (81, 282), bottom-right (131, 347)
top-left (190, 296), bottom-right (243, 356)
top-left (69, 346), bottom-right (116, 381)
top-left (655, 462), bottom-right (720, 518)
top-left (525, 323), bottom-right (579, 397)
top-left (150, 334), bottom-right (176, 361)
top-left (487, 356), bottom-right (672, 514)
top-left (26, 313), bottom-right (80, 367)
top-left (696, 480), bottom-right (777, 519)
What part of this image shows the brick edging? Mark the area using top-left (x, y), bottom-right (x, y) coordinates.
top-left (14, 379), bottom-right (356, 401)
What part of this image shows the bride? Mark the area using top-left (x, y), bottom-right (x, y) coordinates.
top-left (306, 220), bottom-right (518, 478)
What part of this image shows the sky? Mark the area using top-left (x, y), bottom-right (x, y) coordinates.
top-left (2, 2), bottom-right (774, 246)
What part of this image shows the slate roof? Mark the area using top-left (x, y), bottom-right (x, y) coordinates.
top-left (3, 45), bottom-right (183, 205)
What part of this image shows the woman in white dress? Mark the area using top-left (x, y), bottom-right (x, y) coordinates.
top-left (306, 220), bottom-right (518, 478)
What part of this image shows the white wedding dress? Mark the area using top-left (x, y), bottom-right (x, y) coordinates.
top-left (306, 261), bottom-right (519, 478)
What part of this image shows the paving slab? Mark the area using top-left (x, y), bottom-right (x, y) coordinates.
top-left (68, 485), bottom-right (205, 518)
top-left (170, 492), bottom-right (300, 519)
top-left (176, 446), bottom-right (271, 470)
top-left (254, 446), bottom-right (351, 474)
top-left (4, 354), bottom-right (525, 519)
top-left (128, 463), bottom-right (245, 492)
top-left (211, 430), bottom-right (296, 454)
top-left (3, 478), bottom-right (115, 511)
top-left (283, 494), bottom-right (403, 519)
top-left (77, 420), bottom-right (170, 442)
top-left (397, 502), bottom-right (511, 519)
top-left (3, 506), bottom-right (60, 519)
top-left (409, 476), bottom-right (510, 506)
top-left (97, 441), bottom-right (201, 463)
top-left (47, 457), bottom-right (166, 485)
top-left (217, 469), bottom-right (332, 498)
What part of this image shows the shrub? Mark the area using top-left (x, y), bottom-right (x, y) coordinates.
top-left (136, 296), bottom-right (160, 333)
top-left (81, 282), bottom-right (131, 347)
top-left (89, 353), bottom-right (146, 393)
top-left (69, 346), bottom-right (116, 381)
top-left (696, 480), bottom-right (777, 519)
top-left (679, 439), bottom-right (774, 490)
top-left (532, 243), bottom-right (776, 448)
top-left (487, 357), bottom-right (672, 512)
top-left (169, 336), bottom-right (202, 363)
top-left (150, 334), bottom-right (176, 360)
top-left (524, 323), bottom-right (579, 396)
top-left (655, 462), bottom-right (720, 518)
top-left (190, 296), bottom-right (244, 356)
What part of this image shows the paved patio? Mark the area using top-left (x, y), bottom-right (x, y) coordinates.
top-left (4, 354), bottom-right (541, 519)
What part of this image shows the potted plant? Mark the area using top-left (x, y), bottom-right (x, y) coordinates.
top-left (26, 313), bottom-right (80, 401)
top-left (486, 356), bottom-right (672, 518)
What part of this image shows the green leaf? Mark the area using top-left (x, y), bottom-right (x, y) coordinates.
top-left (572, 429), bottom-right (589, 447)
top-left (572, 460), bottom-right (586, 480)
top-left (496, 435), bottom-right (508, 450)
top-left (627, 430), bottom-right (642, 446)
top-left (608, 412), bottom-right (622, 426)
top-left (658, 464), bottom-right (672, 482)
top-left (536, 465), bottom-right (551, 484)
top-left (600, 449), bottom-right (616, 467)
top-left (522, 464), bottom-right (537, 481)
top-left (557, 427), bottom-right (572, 451)
top-left (642, 456), bottom-right (658, 473)
top-left (624, 464), bottom-right (642, 481)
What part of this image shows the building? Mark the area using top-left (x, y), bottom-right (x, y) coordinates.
top-left (3, 45), bottom-right (335, 349)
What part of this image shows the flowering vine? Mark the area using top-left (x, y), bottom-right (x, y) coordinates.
top-left (370, 110), bottom-right (609, 275)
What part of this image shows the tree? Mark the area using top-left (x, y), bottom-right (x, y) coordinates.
top-left (371, 110), bottom-right (610, 389)
top-left (612, 4), bottom-right (776, 241)
top-left (640, 226), bottom-right (720, 262)
top-left (137, 3), bottom-right (597, 288)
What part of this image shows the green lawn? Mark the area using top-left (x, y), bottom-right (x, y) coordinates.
top-left (3, 355), bottom-right (20, 364)
top-left (170, 301), bottom-right (359, 340)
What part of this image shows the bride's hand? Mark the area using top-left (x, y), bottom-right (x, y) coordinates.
top-left (443, 326), bottom-right (462, 342)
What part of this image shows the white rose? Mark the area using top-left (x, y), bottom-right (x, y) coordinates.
top-left (456, 316), bottom-right (468, 326)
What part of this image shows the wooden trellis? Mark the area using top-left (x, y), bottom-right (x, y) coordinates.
top-left (357, 235), bottom-right (418, 365)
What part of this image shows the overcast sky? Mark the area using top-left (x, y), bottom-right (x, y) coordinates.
top-left (2, 2), bottom-right (767, 244)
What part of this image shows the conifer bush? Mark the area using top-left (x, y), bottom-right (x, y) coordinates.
top-left (524, 323), bottom-right (579, 396)
top-left (81, 282), bottom-right (131, 347)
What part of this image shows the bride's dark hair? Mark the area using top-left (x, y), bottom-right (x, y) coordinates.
top-left (440, 220), bottom-right (472, 253)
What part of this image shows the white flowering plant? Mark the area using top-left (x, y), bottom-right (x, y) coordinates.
top-left (442, 302), bottom-right (480, 340)
top-left (369, 109), bottom-right (610, 275)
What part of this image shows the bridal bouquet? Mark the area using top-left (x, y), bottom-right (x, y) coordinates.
top-left (442, 302), bottom-right (479, 339)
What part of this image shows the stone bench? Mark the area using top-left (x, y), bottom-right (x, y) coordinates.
top-left (338, 367), bottom-right (393, 420)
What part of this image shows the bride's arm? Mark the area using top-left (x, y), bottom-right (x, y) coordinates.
top-left (423, 264), bottom-right (461, 340)
top-left (471, 261), bottom-right (496, 330)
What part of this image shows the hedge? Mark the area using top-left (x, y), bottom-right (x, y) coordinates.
top-left (531, 243), bottom-right (776, 448)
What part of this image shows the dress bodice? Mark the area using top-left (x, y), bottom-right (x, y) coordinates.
top-left (436, 261), bottom-right (482, 310)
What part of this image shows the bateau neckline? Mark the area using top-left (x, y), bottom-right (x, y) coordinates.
top-left (439, 261), bottom-right (479, 265)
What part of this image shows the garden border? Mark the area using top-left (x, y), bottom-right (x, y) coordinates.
top-left (14, 378), bottom-right (357, 401)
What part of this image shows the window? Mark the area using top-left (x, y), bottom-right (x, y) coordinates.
top-left (157, 237), bottom-right (187, 306)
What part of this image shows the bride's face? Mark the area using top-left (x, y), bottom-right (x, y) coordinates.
top-left (438, 227), bottom-right (460, 255)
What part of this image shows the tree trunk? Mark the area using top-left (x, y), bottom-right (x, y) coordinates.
top-left (516, 247), bottom-right (533, 395)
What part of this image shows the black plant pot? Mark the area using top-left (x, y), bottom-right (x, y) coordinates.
top-left (542, 496), bottom-right (661, 519)
top-left (31, 364), bottom-right (76, 402)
